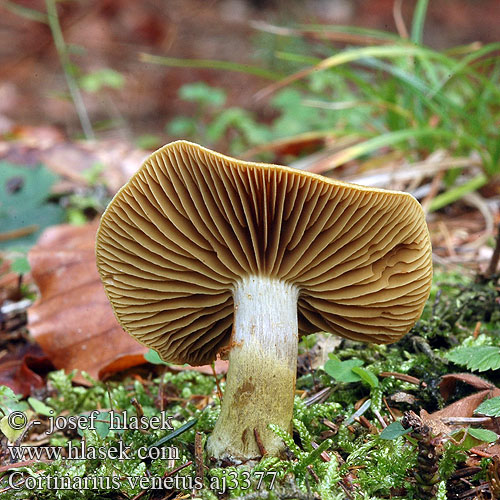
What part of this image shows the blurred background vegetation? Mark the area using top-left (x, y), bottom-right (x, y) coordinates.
top-left (0, 0), bottom-right (499, 263)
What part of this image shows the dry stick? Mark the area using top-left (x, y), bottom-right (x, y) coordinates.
top-left (211, 362), bottom-right (223, 402)
top-left (130, 397), bottom-right (144, 419)
top-left (310, 441), bottom-right (331, 462)
top-left (129, 461), bottom-right (193, 500)
top-left (485, 222), bottom-right (500, 278)
top-left (306, 465), bottom-right (319, 483)
top-left (393, 0), bottom-right (409, 39)
top-left (0, 459), bottom-right (51, 473)
top-left (383, 397), bottom-right (398, 422)
top-left (194, 432), bottom-right (204, 484)
top-left (379, 371), bottom-right (426, 387)
top-left (473, 321), bottom-right (482, 338)
top-left (421, 170), bottom-right (445, 213)
top-left (0, 225), bottom-right (39, 242)
top-left (253, 428), bottom-right (267, 457)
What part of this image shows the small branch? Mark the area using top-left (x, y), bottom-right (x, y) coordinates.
top-left (194, 432), bottom-right (204, 484)
top-left (0, 225), bottom-right (39, 242)
top-left (211, 362), bottom-right (223, 402)
top-left (253, 428), bottom-right (267, 457)
top-left (485, 222), bottom-right (500, 279)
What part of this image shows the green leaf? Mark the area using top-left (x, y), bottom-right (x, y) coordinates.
top-left (144, 349), bottom-right (168, 365)
top-left (135, 134), bottom-right (162, 150)
top-left (79, 69), bottom-right (125, 93)
top-left (0, 415), bottom-right (22, 442)
top-left (351, 367), bottom-right (379, 388)
top-left (324, 358), bottom-right (364, 383)
top-left (0, 411), bottom-right (33, 442)
top-left (167, 117), bottom-right (197, 137)
top-left (10, 256), bottom-right (31, 274)
top-left (28, 397), bottom-right (54, 417)
top-left (379, 422), bottom-right (412, 440)
top-left (445, 346), bottom-right (500, 372)
top-left (467, 428), bottom-right (497, 443)
top-left (179, 82), bottom-right (226, 107)
top-left (475, 397), bottom-right (500, 417)
top-left (0, 163), bottom-right (64, 250)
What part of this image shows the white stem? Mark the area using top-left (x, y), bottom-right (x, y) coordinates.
top-left (206, 276), bottom-right (299, 460)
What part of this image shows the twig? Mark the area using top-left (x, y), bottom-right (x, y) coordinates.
top-left (379, 372), bottom-right (425, 387)
top-left (0, 459), bottom-right (51, 473)
top-left (311, 441), bottom-right (331, 462)
top-left (304, 387), bottom-right (332, 406)
top-left (306, 465), bottom-right (319, 483)
top-left (253, 428), bottom-right (267, 457)
top-left (372, 409), bottom-right (387, 429)
top-left (392, 0), bottom-right (409, 39)
top-left (194, 432), bottom-right (204, 483)
top-left (383, 397), bottom-right (397, 422)
top-left (163, 460), bottom-right (193, 478)
top-left (0, 225), bottom-right (39, 242)
top-left (211, 362), bottom-right (223, 402)
top-left (130, 398), bottom-right (144, 418)
top-left (485, 222), bottom-right (500, 278)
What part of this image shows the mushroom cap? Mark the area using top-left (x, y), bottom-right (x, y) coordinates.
top-left (96, 141), bottom-right (432, 365)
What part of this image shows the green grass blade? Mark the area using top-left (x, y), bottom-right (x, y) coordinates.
top-left (0, 0), bottom-right (48, 23)
top-left (411, 0), bottom-right (429, 44)
top-left (428, 174), bottom-right (489, 211)
top-left (139, 53), bottom-right (283, 81)
top-left (327, 128), bottom-right (456, 168)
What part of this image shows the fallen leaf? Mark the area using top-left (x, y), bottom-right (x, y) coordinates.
top-left (27, 222), bottom-right (148, 385)
top-left (0, 343), bottom-right (52, 397)
top-left (440, 373), bottom-right (496, 401)
top-left (421, 388), bottom-right (500, 438)
top-left (27, 222), bottom-right (227, 384)
top-left (0, 134), bottom-right (147, 195)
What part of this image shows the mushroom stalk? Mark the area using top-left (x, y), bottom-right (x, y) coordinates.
top-left (207, 276), bottom-right (299, 461)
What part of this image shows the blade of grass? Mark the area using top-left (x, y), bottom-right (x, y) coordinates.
top-left (45, 0), bottom-right (94, 140)
top-left (255, 44), bottom-right (461, 100)
top-left (324, 128), bottom-right (458, 170)
top-left (428, 174), bottom-right (489, 212)
top-left (139, 53), bottom-right (283, 81)
top-left (1, 0), bottom-right (47, 23)
top-left (410, 0), bottom-right (429, 44)
top-left (251, 21), bottom-right (398, 46)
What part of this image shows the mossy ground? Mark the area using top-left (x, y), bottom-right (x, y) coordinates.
top-left (1, 269), bottom-right (499, 500)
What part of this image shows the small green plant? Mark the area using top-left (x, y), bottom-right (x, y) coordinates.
top-left (446, 345), bottom-right (500, 372)
top-left (146, 0), bottom-right (500, 209)
top-left (475, 396), bottom-right (500, 417)
top-left (167, 82), bottom-right (270, 153)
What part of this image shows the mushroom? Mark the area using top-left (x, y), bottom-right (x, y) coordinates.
top-left (96, 140), bottom-right (432, 461)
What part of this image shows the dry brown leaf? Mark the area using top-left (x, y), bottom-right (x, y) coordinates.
top-left (440, 373), bottom-right (496, 401)
top-left (27, 222), bottom-right (227, 384)
top-left (27, 221), bottom-right (148, 385)
top-left (0, 343), bottom-right (53, 396)
top-left (421, 388), bottom-right (500, 437)
top-left (0, 133), bottom-right (147, 194)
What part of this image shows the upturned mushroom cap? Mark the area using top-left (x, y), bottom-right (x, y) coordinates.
top-left (96, 141), bottom-right (432, 365)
